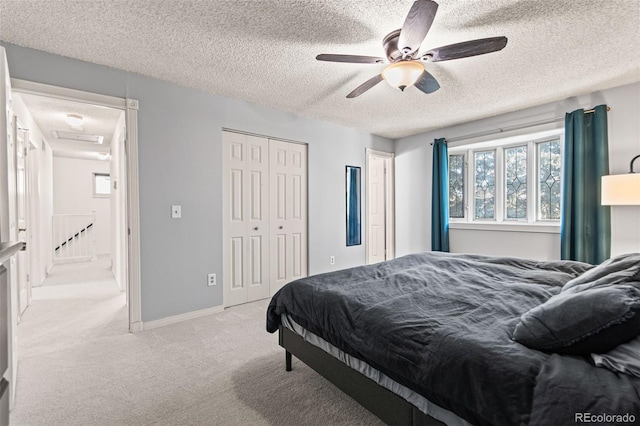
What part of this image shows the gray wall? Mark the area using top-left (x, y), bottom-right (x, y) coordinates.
top-left (395, 82), bottom-right (640, 259)
top-left (1, 42), bottom-right (393, 322)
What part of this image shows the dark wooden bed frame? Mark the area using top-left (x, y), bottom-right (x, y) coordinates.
top-left (279, 325), bottom-right (446, 426)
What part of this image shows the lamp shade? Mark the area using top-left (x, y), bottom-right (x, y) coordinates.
top-left (382, 61), bottom-right (424, 91)
top-left (601, 173), bottom-right (640, 205)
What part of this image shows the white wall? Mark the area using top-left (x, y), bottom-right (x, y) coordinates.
top-left (52, 157), bottom-right (111, 256)
top-left (395, 82), bottom-right (640, 260)
top-left (12, 95), bottom-right (54, 285)
top-left (449, 230), bottom-right (560, 260)
top-left (1, 42), bottom-right (393, 322)
top-left (109, 112), bottom-right (126, 291)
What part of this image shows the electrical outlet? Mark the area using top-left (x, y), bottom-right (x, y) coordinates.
top-left (330, 256), bottom-right (335, 265)
top-left (171, 205), bottom-right (182, 219)
top-left (207, 273), bottom-right (216, 286)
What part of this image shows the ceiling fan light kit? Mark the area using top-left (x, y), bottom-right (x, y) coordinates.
top-left (316, 0), bottom-right (508, 98)
top-left (65, 113), bottom-right (84, 127)
top-left (382, 61), bottom-right (425, 91)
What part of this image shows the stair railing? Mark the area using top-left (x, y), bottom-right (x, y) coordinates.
top-left (52, 211), bottom-right (97, 262)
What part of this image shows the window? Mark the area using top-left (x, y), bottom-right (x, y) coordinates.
top-left (448, 130), bottom-right (563, 227)
top-left (93, 173), bottom-right (111, 197)
top-left (474, 150), bottom-right (496, 219)
top-left (505, 145), bottom-right (527, 220)
top-left (537, 140), bottom-right (562, 220)
top-left (448, 154), bottom-right (465, 218)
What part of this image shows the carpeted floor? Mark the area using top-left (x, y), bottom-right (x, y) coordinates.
top-left (10, 260), bottom-right (383, 425)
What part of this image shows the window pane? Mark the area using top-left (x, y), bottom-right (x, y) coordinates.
top-left (95, 174), bottom-right (111, 195)
top-left (474, 151), bottom-right (495, 219)
top-left (448, 154), bottom-right (465, 218)
top-left (505, 146), bottom-right (527, 220)
top-left (538, 140), bottom-right (561, 220)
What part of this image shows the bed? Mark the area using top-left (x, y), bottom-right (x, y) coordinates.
top-left (266, 251), bottom-right (640, 425)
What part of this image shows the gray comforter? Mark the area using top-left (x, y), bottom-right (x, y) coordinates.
top-left (266, 252), bottom-right (640, 425)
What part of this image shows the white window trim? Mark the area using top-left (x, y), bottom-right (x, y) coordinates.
top-left (449, 129), bottom-right (564, 232)
top-left (449, 222), bottom-right (560, 234)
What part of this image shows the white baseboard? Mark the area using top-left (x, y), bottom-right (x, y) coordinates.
top-left (141, 305), bottom-right (225, 331)
top-left (129, 321), bottom-right (143, 333)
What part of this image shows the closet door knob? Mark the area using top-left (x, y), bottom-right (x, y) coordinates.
top-left (279, 226), bottom-right (283, 229)
top-left (253, 227), bottom-right (259, 231)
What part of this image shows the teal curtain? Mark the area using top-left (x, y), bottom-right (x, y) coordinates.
top-left (431, 138), bottom-right (450, 252)
top-left (561, 105), bottom-right (610, 264)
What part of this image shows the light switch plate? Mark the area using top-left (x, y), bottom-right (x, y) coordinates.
top-left (171, 205), bottom-right (181, 219)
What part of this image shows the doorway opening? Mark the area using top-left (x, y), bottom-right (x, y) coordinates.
top-left (366, 149), bottom-right (395, 264)
top-left (9, 79), bottom-right (141, 332)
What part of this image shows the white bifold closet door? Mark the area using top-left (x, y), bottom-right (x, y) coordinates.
top-left (268, 139), bottom-right (308, 295)
top-left (222, 132), bottom-right (270, 307)
top-left (222, 131), bottom-right (307, 307)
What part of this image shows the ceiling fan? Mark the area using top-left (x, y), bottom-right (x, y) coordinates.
top-left (316, 0), bottom-right (508, 98)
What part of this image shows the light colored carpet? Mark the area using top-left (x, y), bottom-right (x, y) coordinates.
top-left (10, 260), bottom-right (384, 426)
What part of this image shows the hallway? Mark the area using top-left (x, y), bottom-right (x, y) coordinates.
top-left (17, 259), bottom-right (127, 356)
top-left (11, 258), bottom-right (128, 425)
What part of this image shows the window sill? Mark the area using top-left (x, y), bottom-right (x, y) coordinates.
top-left (449, 221), bottom-right (560, 234)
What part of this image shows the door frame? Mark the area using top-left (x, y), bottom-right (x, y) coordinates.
top-left (365, 149), bottom-right (395, 264)
top-left (13, 119), bottom-right (29, 317)
top-left (11, 78), bottom-right (143, 332)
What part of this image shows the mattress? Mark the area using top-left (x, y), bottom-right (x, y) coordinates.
top-left (267, 251), bottom-right (640, 425)
top-left (281, 313), bottom-right (472, 426)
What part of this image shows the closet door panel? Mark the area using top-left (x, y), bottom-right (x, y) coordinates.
top-left (223, 132), bottom-right (270, 306)
top-left (223, 131), bottom-right (248, 306)
top-left (245, 136), bottom-right (269, 302)
top-left (269, 140), bottom-right (307, 294)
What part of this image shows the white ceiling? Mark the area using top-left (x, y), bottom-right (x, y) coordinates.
top-left (1, 0), bottom-right (639, 139)
top-left (16, 92), bottom-right (123, 160)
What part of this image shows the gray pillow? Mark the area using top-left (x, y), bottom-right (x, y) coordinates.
top-left (561, 253), bottom-right (640, 292)
top-left (592, 335), bottom-right (640, 378)
top-left (513, 284), bottom-right (640, 355)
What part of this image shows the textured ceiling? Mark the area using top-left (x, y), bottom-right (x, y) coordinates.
top-left (16, 92), bottom-right (122, 159)
top-left (1, 0), bottom-right (639, 139)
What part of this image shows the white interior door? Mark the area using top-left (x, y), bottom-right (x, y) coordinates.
top-left (269, 139), bottom-right (307, 294)
top-left (366, 150), bottom-right (395, 264)
top-left (14, 122), bottom-right (28, 315)
top-left (222, 131), bottom-right (270, 307)
top-left (367, 154), bottom-right (386, 264)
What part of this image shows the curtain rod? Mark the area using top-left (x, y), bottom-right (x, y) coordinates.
top-left (431, 106), bottom-right (611, 145)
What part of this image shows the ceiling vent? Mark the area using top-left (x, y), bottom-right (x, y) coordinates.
top-left (52, 130), bottom-right (104, 144)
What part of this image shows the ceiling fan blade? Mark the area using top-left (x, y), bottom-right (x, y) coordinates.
top-left (414, 71), bottom-right (440, 94)
top-left (397, 0), bottom-right (439, 55)
top-left (316, 54), bottom-right (386, 64)
top-left (346, 74), bottom-right (384, 98)
top-left (423, 36), bottom-right (508, 62)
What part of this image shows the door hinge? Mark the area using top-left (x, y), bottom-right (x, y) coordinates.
top-left (27, 274), bottom-right (30, 283)
top-left (128, 228), bottom-right (131, 236)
